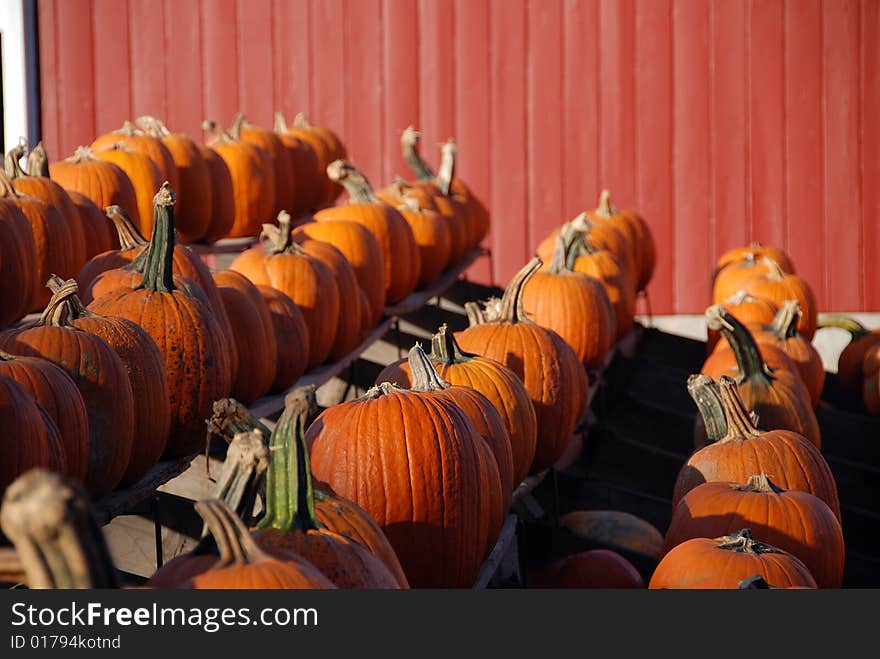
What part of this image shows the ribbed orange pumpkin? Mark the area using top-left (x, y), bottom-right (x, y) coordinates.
top-left (211, 270), bottom-right (277, 404)
top-left (0, 376), bottom-right (54, 495)
top-left (45, 277), bottom-right (170, 486)
top-left (530, 549), bottom-right (645, 589)
top-left (197, 143), bottom-right (235, 244)
top-left (0, 350), bottom-right (88, 483)
top-left (0, 286), bottom-right (135, 498)
top-left (739, 259), bottom-right (818, 341)
top-left (315, 161), bottom-right (420, 304)
top-left (230, 114), bottom-right (294, 217)
top-left (715, 243), bottom-right (795, 280)
top-left (437, 138), bottom-right (490, 248)
top-left (393, 196), bottom-right (452, 288)
top-left (274, 113), bottom-right (322, 213)
top-left (819, 315), bottom-right (880, 397)
top-left (0, 194), bottom-right (38, 327)
top-left (93, 144), bottom-right (163, 239)
top-left (274, 112), bottom-right (347, 209)
top-left (712, 253), bottom-right (794, 307)
top-left (92, 120), bottom-right (179, 191)
top-left (255, 285), bottom-right (310, 393)
top-left (135, 116), bottom-right (212, 243)
top-left (456, 258), bottom-right (589, 474)
top-left (664, 474), bottom-right (844, 588)
top-left (305, 379), bottom-right (493, 588)
top-left (650, 529), bottom-right (816, 589)
top-left (751, 300), bottom-right (825, 407)
top-left (675, 375), bottom-right (840, 520)
top-left (706, 291), bottom-right (778, 353)
top-left (522, 235), bottom-right (616, 370)
top-left (588, 190), bottom-right (654, 292)
top-left (48, 145), bottom-right (140, 235)
top-left (229, 217), bottom-right (340, 369)
top-left (88, 184), bottom-right (232, 458)
top-left (203, 120), bottom-right (275, 238)
top-left (293, 220), bottom-right (385, 327)
top-left (700, 305), bottom-right (820, 448)
top-left (67, 191), bottom-right (114, 259)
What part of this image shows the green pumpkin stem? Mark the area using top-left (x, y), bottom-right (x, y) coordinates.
top-left (498, 258), bottom-right (543, 324)
top-left (717, 375), bottom-right (762, 440)
top-left (437, 139), bottom-right (456, 196)
top-left (407, 343), bottom-right (449, 392)
top-left (768, 300), bottom-right (802, 339)
top-left (208, 430), bottom-right (269, 532)
top-left (105, 205), bottom-right (148, 250)
top-left (326, 160), bottom-right (380, 204)
top-left (687, 374), bottom-right (728, 443)
top-left (401, 126), bottom-right (435, 181)
top-left (705, 305), bottom-right (773, 383)
top-left (430, 323), bottom-right (474, 364)
top-left (138, 182), bottom-right (178, 293)
top-left (818, 314), bottom-right (869, 340)
top-left (0, 469), bottom-right (120, 588)
top-left (715, 528), bottom-right (781, 555)
top-left (255, 394), bottom-right (321, 533)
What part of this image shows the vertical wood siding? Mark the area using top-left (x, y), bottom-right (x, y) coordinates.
top-left (37, 0), bottom-right (877, 313)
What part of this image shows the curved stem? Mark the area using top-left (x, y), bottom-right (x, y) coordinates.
top-left (326, 160), bottom-right (379, 203)
top-left (430, 323), bottom-right (474, 364)
top-left (0, 170), bottom-right (20, 198)
top-left (273, 111), bottom-right (289, 133)
top-left (437, 139), bottom-right (456, 196)
top-left (762, 256), bottom-right (786, 281)
top-left (255, 394), bottom-right (321, 533)
top-left (717, 375), bottom-right (762, 439)
top-left (26, 142), bottom-right (49, 177)
top-left (769, 300), bottom-right (802, 339)
top-left (229, 113), bottom-right (247, 141)
top-left (105, 205), bottom-right (148, 250)
top-left (65, 145), bottom-right (100, 164)
top-left (705, 305), bottom-right (772, 383)
top-left (138, 182), bottom-right (178, 293)
top-left (548, 234), bottom-right (570, 275)
top-left (194, 499), bottom-right (268, 566)
top-left (259, 211), bottom-right (302, 255)
top-left (687, 374), bottom-right (728, 443)
top-left (206, 398), bottom-right (272, 446)
top-left (734, 473), bottom-right (785, 495)
top-left (818, 314), bottom-right (869, 340)
top-left (4, 144), bottom-right (26, 179)
top-left (407, 343), bottom-right (449, 392)
top-left (209, 430), bottom-right (269, 532)
top-left (202, 119), bottom-right (235, 144)
top-left (400, 126), bottom-right (435, 181)
top-left (499, 258), bottom-right (543, 324)
top-left (715, 528), bottom-right (781, 555)
top-left (46, 276), bottom-right (94, 320)
top-left (465, 301), bottom-right (487, 327)
top-left (0, 470), bottom-right (119, 588)
top-left (37, 278), bottom-right (79, 327)
top-left (594, 189), bottom-right (617, 218)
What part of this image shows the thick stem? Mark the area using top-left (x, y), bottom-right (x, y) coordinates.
top-left (818, 314), bottom-right (870, 339)
top-left (705, 305), bottom-right (773, 383)
top-left (718, 375), bottom-right (762, 440)
top-left (437, 139), bottom-right (456, 196)
top-left (769, 300), bottom-right (802, 339)
top-left (274, 112), bottom-right (289, 133)
top-left (26, 142), bottom-right (50, 177)
top-left (202, 120), bottom-right (235, 144)
top-left (259, 211), bottom-right (302, 255)
top-left (37, 278), bottom-right (79, 328)
top-left (4, 145), bottom-right (26, 179)
top-left (206, 399), bottom-right (272, 445)
top-left (465, 301), bottom-right (488, 327)
top-left (209, 430), bottom-right (269, 531)
top-left (293, 113), bottom-right (311, 130)
top-left (112, 120), bottom-right (141, 137)
top-left (135, 116), bottom-right (171, 138)
top-left (138, 182), bottom-right (178, 293)
top-left (65, 145), bottom-right (100, 164)
top-left (407, 343), bottom-right (450, 392)
top-left (255, 394), bottom-right (321, 533)
top-left (687, 374), bottom-right (728, 443)
top-left (594, 189), bottom-right (617, 218)
top-left (326, 160), bottom-right (379, 203)
top-left (733, 474), bottom-right (785, 495)
top-left (569, 211), bottom-right (594, 233)
top-left (400, 126), bottom-right (435, 181)
top-left (229, 113), bottom-right (246, 141)
top-left (105, 205), bottom-right (148, 250)
top-left (46, 276), bottom-right (93, 320)
top-left (0, 470), bottom-right (119, 588)
top-left (548, 234), bottom-right (571, 275)
top-left (194, 499), bottom-right (268, 566)
top-left (430, 323), bottom-right (474, 364)
top-left (499, 258), bottom-right (543, 324)
top-left (715, 528), bottom-right (781, 554)
top-left (762, 257), bottom-right (786, 281)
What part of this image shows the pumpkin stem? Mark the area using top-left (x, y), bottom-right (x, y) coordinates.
top-left (202, 119), bottom-right (235, 145)
top-left (260, 211), bottom-right (303, 255)
top-left (256, 391), bottom-right (322, 533)
top-left (430, 323), bottom-right (474, 364)
top-left (465, 301), bottom-right (488, 327)
top-left (705, 304), bottom-right (773, 383)
top-left (273, 111), bottom-right (290, 133)
top-left (26, 142), bottom-right (50, 177)
top-left (4, 144), bottom-right (27, 179)
top-left (594, 189), bottom-right (617, 218)
top-left (36, 277), bottom-right (79, 327)
top-left (437, 139), bottom-right (457, 196)
top-left (138, 182), bottom-right (178, 293)
top-left (46, 275), bottom-right (95, 321)
top-left (326, 160), bottom-right (380, 204)
top-left (206, 398), bottom-right (272, 446)
top-left (292, 112), bottom-right (312, 130)
top-left (569, 211), bottom-right (594, 233)
top-left (768, 300), bottom-right (802, 339)
top-left (548, 234), bottom-right (572, 275)
top-left (722, 290), bottom-right (758, 307)
top-left (283, 384), bottom-right (320, 428)
top-left (499, 258), bottom-right (543, 324)
top-left (717, 375), bottom-right (762, 439)
top-left (229, 112), bottom-right (247, 141)
top-left (715, 528), bottom-right (781, 555)
top-left (361, 381), bottom-right (402, 399)
top-left (209, 430), bottom-right (269, 532)
top-left (135, 115), bottom-right (171, 138)
top-left (65, 145), bottom-right (100, 164)
top-left (734, 474), bottom-right (785, 495)
top-left (0, 469), bottom-right (120, 588)
top-left (105, 205), bottom-right (149, 250)
top-left (817, 314), bottom-right (870, 340)
top-left (112, 120), bottom-right (141, 137)
top-left (401, 125), bottom-right (435, 181)
top-left (408, 343), bottom-right (450, 392)
top-left (762, 257), bottom-right (786, 281)
top-left (687, 374), bottom-right (728, 443)
top-left (195, 499), bottom-right (269, 567)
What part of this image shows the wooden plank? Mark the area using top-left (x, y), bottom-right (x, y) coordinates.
top-left (129, 0), bottom-right (168, 121)
top-left (383, 248), bottom-right (485, 316)
top-left (672, 0), bottom-right (712, 313)
top-left (236, 0), bottom-right (275, 127)
top-left (863, 0), bottom-right (880, 310)
top-left (200, 0), bottom-right (239, 129)
top-left (823, 0), bottom-right (862, 310)
top-left (784, 0), bottom-right (826, 307)
top-left (54, 0), bottom-right (96, 155)
top-left (634, 0), bottom-right (673, 313)
top-left (527, 0), bottom-right (564, 254)
top-left (163, 0), bottom-right (204, 136)
top-left (273, 0), bottom-right (311, 119)
top-left (382, 0), bottom-right (420, 184)
top-left (92, 0), bottom-right (132, 137)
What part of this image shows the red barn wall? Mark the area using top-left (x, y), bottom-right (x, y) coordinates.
top-left (37, 0), bottom-right (879, 313)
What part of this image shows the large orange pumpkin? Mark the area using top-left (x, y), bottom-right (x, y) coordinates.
top-left (0, 194), bottom-right (38, 327)
top-left (715, 243), bottom-right (795, 280)
top-left (230, 113), bottom-right (294, 217)
top-left (255, 285), bottom-right (310, 393)
top-left (393, 196), bottom-right (451, 288)
top-left (273, 113), bottom-right (322, 213)
top-left (91, 120), bottom-right (179, 191)
top-left (197, 143), bottom-right (235, 244)
top-left (274, 112), bottom-right (347, 209)
top-left (67, 191), bottom-right (114, 259)
top-left (0, 377), bottom-right (53, 496)
top-left (588, 190), bottom-right (654, 292)
top-left (93, 144), bottom-right (163, 239)
top-left (457, 258), bottom-right (589, 474)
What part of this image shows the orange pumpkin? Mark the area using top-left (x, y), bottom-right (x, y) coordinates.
top-left (230, 113), bottom-right (294, 218)
top-left (706, 291), bottom-right (778, 353)
top-left (530, 549), bottom-right (645, 589)
top-left (93, 144), bottom-right (163, 239)
top-left (739, 259), bottom-right (818, 341)
top-left (197, 143), bottom-right (235, 244)
top-left (255, 285), bottom-right (310, 394)
top-left (274, 113), bottom-right (322, 213)
top-left (588, 190), bottom-right (654, 292)
top-left (819, 315), bottom-right (880, 398)
top-left (274, 112), bottom-right (347, 209)
top-left (0, 193), bottom-right (38, 327)
top-left (91, 120), bottom-right (178, 190)
top-left (67, 191), bottom-right (114, 259)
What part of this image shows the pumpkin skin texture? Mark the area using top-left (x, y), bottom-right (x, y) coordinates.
top-left (46, 277), bottom-right (171, 487)
top-left (650, 529), bottom-right (816, 589)
top-left (530, 549), bottom-right (645, 589)
top-left (819, 315), bottom-right (880, 398)
top-left (738, 259), bottom-right (818, 341)
top-left (715, 243), bottom-right (795, 279)
top-left (522, 235), bottom-right (616, 370)
top-left (664, 475), bottom-right (844, 588)
top-left (305, 382), bottom-right (492, 588)
top-left (676, 375), bottom-right (840, 521)
top-left (706, 292), bottom-right (778, 353)
top-left (712, 254), bottom-right (789, 308)
top-left (230, 114), bottom-right (294, 218)
top-left (88, 184), bottom-right (232, 458)
top-left (394, 198), bottom-right (451, 288)
top-left (211, 270), bottom-right (277, 404)
top-left (68, 191), bottom-right (115, 259)
top-left (315, 160), bottom-right (420, 304)
top-left (588, 190), bottom-right (654, 292)
top-left (559, 510), bottom-right (665, 559)
top-left (255, 285), bottom-right (310, 393)
top-left (74, 204), bottom-right (147, 292)
top-left (91, 120), bottom-right (179, 191)
top-left (275, 112), bottom-right (347, 209)
top-left (274, 115), bottom-right (322, 213)
top-left (457, 258), bottom-right (589, 474)
top-left (0, 375), bottom-right (51, 496)
top-left (197, 144), bottom-right (235, 244)
top-left (203, 120), bottom-right (275, 239)
top-left (0, 289), bottom-right (136, 498)
top-left (230, 216), bottom-right (340, 369)
top-left (0, 351), bottom-right (89, 483)
top-left (93, 145), bottom-right (164, 240)
top-left (0, 197), bottom-right (37, 328)
top-left (293, 220), bottom-right (385, 327)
